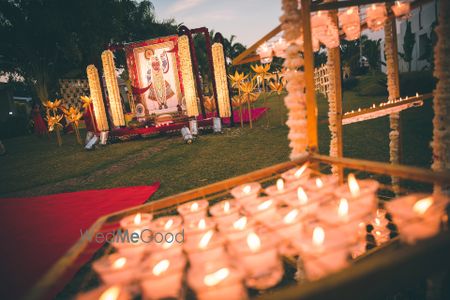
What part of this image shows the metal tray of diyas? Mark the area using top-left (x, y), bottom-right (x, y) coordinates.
top-left (28, 154), bottom-right (450, 300)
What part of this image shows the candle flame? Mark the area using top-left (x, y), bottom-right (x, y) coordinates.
top-left (198, 219), bottom-right (206, 230)
top-left (316, 178), bottom-right (324, 188)
top-left (223, 201), bottom-right (230, 213)
top-left (371, 3), bottom-right (376, 10)
top-left (374, 218), bottom-right (381, 226)
top-left (152, 259), bottom-right (170, 276)
top-left (247, 232), bottom-right (261, 252)
top-left (396, 1), bottom-right (401, 6)
top-left (164, 219), bottom-right (174, 230)
top-left (112, 257), bottom-right (127, 269)
top-left (233, 216), bottom-right (247, 230)
top-left (348, 173), bottom-right (360, 197)
top-left (294, 162), bottom-right (309, 178)
top-left (297, 187), bottom-right (308, 205)
top-left (99, 286), bottom-right (121, 300)
top-left (416, 92), bottom-right (419, 97)
top-left (134, 213), bottom-right (141, 225)
top-left (413, 197), bottom-right (433, 215)
top-left (190, 202), bottom-right (199, 212)
top-left (284, 209), bottom-right (299, 224)
top-left (162, 241), bottom-right (173, 249)
top-left (257, 199), bottom-right (273, 211)
top-left (198, 230), bottom-right (214, 249)
top-left (204, 268), bottom-right (230, 287)
top-left (276, 178), bottom-right (285, 192)
top-left (338, 198), bottom-right (349, 219)
top-left (374, 230), bottom-right (381, 236)
top-left (243, 185), bottom-right (252, 194)
top-left (312, 226), bottom-right (325, 247)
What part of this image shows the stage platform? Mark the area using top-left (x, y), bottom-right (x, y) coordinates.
top-left (110, 107), bottom-right (268, 140)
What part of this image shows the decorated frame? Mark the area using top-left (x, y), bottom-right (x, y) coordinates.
top-left (125, 35), bottom-right (184, 116)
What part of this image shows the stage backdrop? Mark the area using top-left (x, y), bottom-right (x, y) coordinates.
top-left (125, 35), bottom-right (184, 115)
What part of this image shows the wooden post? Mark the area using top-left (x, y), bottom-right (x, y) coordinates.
top-left (301, 0), bottom-right (319, 153)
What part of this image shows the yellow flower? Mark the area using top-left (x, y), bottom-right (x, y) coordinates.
top-left (228, 71), bottom-right (249, 89)
top-left (46, 114), bottom-right (64, 132)
top-left (251, 63), bottom-right (271, 76)
top-left (80, 95), bottom-right (93, 109)
top-left (43, 99), bottom-right (62, 110)
top-left (64, 106), bottom-right (83, 126)
top-left (239, 80), bottom-right (256, 95)
top-left (203, 96), bottom-right (216, 112)
top-left (269, 81), bottom-right (284, 95)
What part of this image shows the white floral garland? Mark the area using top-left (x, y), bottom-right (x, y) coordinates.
top-left (327, 34), bottom-right (338, 175)
top-left (384, 18), bottom-right (400, 194)
top-left (431, 0), bottom-right (450, 194)
top-left (280, 0), bottom-right (308, 161)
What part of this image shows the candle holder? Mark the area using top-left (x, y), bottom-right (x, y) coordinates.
top-left (280, 164), bottom-right (311, 188)
top-left (92, 254), bottom-right (140, 285)
top-left (256, 42), bottom-right (273, 64)
top-left (75, 285), bottom-right (130, 300)
top-left (231, 182), bottom-right (262, 204)
top-left (140, 255), bottom-right (187, 300)
top-left (177, 200), bottom-right (208, 223)
top-left (242, 197), bottom-right (278, 223)
top-left (119, 212), bottom-right (153, 233)
top-left (111, 229), bottom-right (149, 259)
top-left (334, 174), bottom-right (379, 209)
top-left (188, 261), bottom-right (247, 300)
top-left (218, 216), bottom-right (256, 243)
top-left (266, 207), bottom-right (303, 256)
top-left (149, 215), bottom-right (184, 255)
top-left (391, 1), bottom-right (411, 19)
top-left (385, 193), bottom-right (449, 244)
top-left (184, 230), bottom-right (227, 267)
top-left (304, 175), bottom-right (339, 197)
top-left (273, 37), bottom-right (288, 58)
top-left (184, 217), bottom-right (216, 245)
top-left (264, 178), bottom-right (297, 202)
top-left (339, 6), bottom-right (360, 41)
top-left (210, 199), bottom-right (241, 226)
top-left (366, 4), bottom-right (387, 31)
top-left (229, 231), bottom-right (283, 289)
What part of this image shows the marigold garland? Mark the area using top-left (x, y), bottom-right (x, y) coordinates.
top-left (178, 35), bottom-right (199, 117)
top-left (101, 50), bottom-right (125, 127)
top-left (212, 42), bottom-right (231, 117)
top-left (86, 65), bottom-right (109, 131)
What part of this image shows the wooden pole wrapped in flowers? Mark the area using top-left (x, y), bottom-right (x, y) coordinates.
top-left (86, 65), bottom-right (109, 132)
top-left (280, 0), bottom-right (309, 160)
top-left (178, 35), bottom-right (199, 118)
top-left (211, 42), bottom-right (231, 118)
top-left (101, 50), bottom-right (125, 127)
top-left (431, 0), bottom-right (450, 194)
top-left (384, 16), bottom-right (401, 195)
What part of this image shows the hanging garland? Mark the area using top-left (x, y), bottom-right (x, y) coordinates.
top-left (431, 0), bottom-right (450, 194)
top-left (178, 35), bottom-right (199, 117)
top-left (212, 42), bottom-right (231, 118)
top-left (326, 39), bottom-right (338, 175)
top-left (101, 50), bottom-right (125, 127)
top-left (280, 0), bottom-right (308, 161)
top-left (86, 65), bottom-right (109, 131)
top-left (384, 18), bottom-right (400, 194)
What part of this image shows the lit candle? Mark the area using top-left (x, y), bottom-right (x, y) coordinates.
top-left (281, 163), bottom-right (311, 187)
top-left (184, 218), bottom-right (216, 245)
top-left (242, 197), bottom-right (277, 222)
top-left (140, 256), bottom-right (187, 300)
top-left (267, 207), bottom-right (303, 256)
top-left (334, 173), bottom-right (379, 208)
top-left (209, 199), bottom-right (241, 226)
top-left (92, 254), bottom-right (140, 285)
top-left (391, 1), bottom-right (410, 18)
top-left (230, 182), bottom-right (261, 204)
top-left (177, 200), bottom-right (208, 223)
top-left (75, 285), bottom-right (130, 300)
top-left (111, 228), bottom-right (148, 259)
top-left (385, 193), bottom-right (448, 243)
top-left (119, 212), bottom-right (152, 233)
top-left (217, 216), bottom-right (255, 243)
top-left (304, 175), bottom-right (339, 197)
top-left (283, 187), bottom-right (323, 216)
top-left (149, 216), bottom-right (184, 255)
top-left (184, 229), bottom-right (226, 267)
top-left (187, 262), bottom-right (247, 300)
top-left (230, 231), bottom-right (283, 289)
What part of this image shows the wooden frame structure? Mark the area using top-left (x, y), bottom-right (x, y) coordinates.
top-left (26, 154), bottom-right (450, 300)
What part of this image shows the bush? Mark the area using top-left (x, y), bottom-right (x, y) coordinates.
top-left (342, 77), bottom-right (359, 90)
top-left (399, 71), bottom-right (436, 96)
top-left (355, 72), bottom-right (388, 97)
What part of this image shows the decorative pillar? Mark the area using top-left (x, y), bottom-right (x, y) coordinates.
top-left (384, 17), bottom-right (401, 194)
top-left (211, 42), bottom-right (231, 118)
top-left (86, 65), bottom-right (109, 131)
top-left (178, 35), bottom-right (199, 117)
top-left (101, 50), bottom-right (125, 127)
top-left (281, 0), bottom-right (309, 161)
top-left (431, 0), bottom-right (450, 194)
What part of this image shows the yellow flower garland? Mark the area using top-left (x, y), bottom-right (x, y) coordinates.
top-left (101, 50), bottom-right (125, 127)
top-left (212, 43), bottom-right (231, 117)
top-left (178, 35), bottom-right (199, 117)
top-left (86, 65), bottom-right (109, 131)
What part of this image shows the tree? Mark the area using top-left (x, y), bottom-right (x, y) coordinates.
top-left (0, 0), bottom-right (177, 103)
top-left (399, 21), bottom-right (416, 72)
top-left (362, 38), bottom-right (382, 72)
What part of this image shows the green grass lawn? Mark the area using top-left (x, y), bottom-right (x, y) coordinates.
top-left (0, 87), bottom-right (434, 200)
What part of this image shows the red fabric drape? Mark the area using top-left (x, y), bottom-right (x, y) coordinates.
top-left (0, 183), bottom-right (160, 299)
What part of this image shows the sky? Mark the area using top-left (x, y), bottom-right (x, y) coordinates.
top-left (152, 0), bottom-right (283, 47)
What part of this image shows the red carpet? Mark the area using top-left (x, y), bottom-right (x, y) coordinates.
top-left (110, 107), bottom-right (268, 137)
top-left (0, 184), bottom-right (159, 299)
